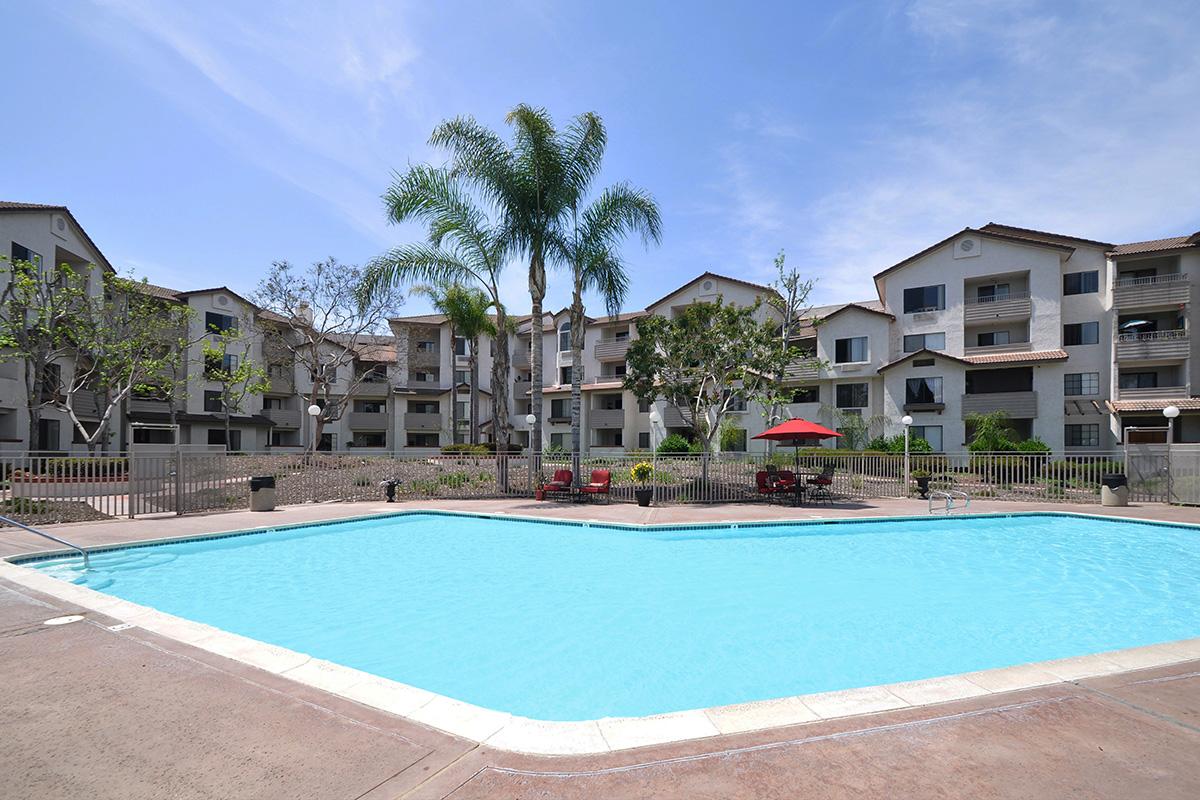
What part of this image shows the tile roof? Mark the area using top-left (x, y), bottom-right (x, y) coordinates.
top-left (540, 380), bottom-right (624, 395)
top-left (961, 348), bottom-right (1069, 365)
top-left (0, 200), bottom-right (115, 273)
top-left (979, 223), bottom-right (1114, 249)
top-left (878, 349), bottom-right (969, 372)
top-left (1110, 233), bottom-right (1200, 256)
top-left (873, 228), bottom-right (1075, 284)
top-left (132, 281), bottom-right (184, 301)
top-left (1107, 397), bottom-right (1200, 413)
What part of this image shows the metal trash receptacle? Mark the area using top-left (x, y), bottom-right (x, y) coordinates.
top-left (249, 475), bottom-right (277, 511)
top-left (1101, 473), bottom-right (1128, 507)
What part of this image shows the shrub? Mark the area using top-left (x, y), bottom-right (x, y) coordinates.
top-left (656, 433), bottom-right (692, 454)
top-left (630, 462), bottom-right (654, 483)
top-left (39, 457), bottom-right (129, 477)
top-left (440, 444), bottom-right (489, 455)
top-left (1016, 437), bottom-right (1051, 453)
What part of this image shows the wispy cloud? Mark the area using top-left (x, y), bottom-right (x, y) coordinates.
top-left (795, 0), bottom-right (1200, 302)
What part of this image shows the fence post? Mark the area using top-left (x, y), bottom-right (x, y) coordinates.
top-left (173, 447), bottom-right (184, 516)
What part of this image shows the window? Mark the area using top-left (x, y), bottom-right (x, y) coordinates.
top-left (1118, 372), bottom-right (1158, 390)
top-left (351, 431), bottom-right (386, 448)
top-left (454, 370), bottom-right (469, 384)
top-left (724, 429), bottom-right (748, 452)
top-left (835, 383), bottom-right (868, 408)
top-left (270, 430), bottom-right (296, 447)
top-left (310, 363), bottom-right (339, 382)
top-left (416, 340), bottom-right (436, 353)
top-left (834, 336), bottom-right (868, 363)
top-left (11, 242), bottom-right (42, 266)
top-left (559, 366), bottom-right (572, 385)
top-left (638, 432), bottom-right (651, 449)
top-left (354, 399), bottom-right (385, 414)
top-left (975, 284), bottom-right (1010, 303)
top-left (456, 401), bottom-right (468, 419)
top-left (638, 398), bottom-right (651, 413)
top-left (207, 428), bottom-right (241, 451)
top-left (791, 386), bottom-right (819, 403)
top-left (1065, 424), bottom-right (1100, 447)
top-left (1064, 373), bottom-right (1100, 396)
top-left (558, 321), bottom-right (571, 352)
top-left (550, 433), bottom-right (566, 448)
top-left (412, 370), bottom-right (435, 383)
top-left (205, 352), bottom-right (238, 378)
top-left (205, 312), bottom-right (237, 334)
top-left (406, 432), bottom-right (438, 447)
top-left (1063, 271), bottom-right (1099, 295)
top-left (407, 400), bottom-right (438, 413)
top-left (1063, 322), bottom-right (1099, 346)
top-left (267, 362), bottom-right (290, 379)
top-left (454, 337), bottom-right (467, 356)
top-left (976, 330), bottom-right (1010, 347)
top-left (910, 425), bottom-right (943, 452)
top-left (905, 377), bottom-right (943, 405)
top-left (598, 394), bottom-right (623, 410)
top-left (614, 330), bottom-right (630, 341)
top-left (903, 284), bottom-right (946, 313)
top-left (728, 396), bottom-right (747, 412)
top-left (550, 398), bottom-right (569, 419)
top-left (263, 397), bottom-right (286, 410)
top-left (203, 391), bottom-right (224, 412)
top-left (903, 332), bottom-right (946, 352)
top-left (72, 421), bottom-right (99, 445)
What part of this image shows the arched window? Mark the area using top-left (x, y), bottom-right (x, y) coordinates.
top-left (558, 320), bottom-right (571, 352)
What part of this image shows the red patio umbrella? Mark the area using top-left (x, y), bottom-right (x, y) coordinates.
top-left (753, 418), bottom-right (842, 469)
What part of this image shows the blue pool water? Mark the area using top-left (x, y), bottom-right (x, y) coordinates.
top-left (28, 512), bottom-right (1200, 720)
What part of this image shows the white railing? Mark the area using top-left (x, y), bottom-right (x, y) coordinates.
top-left (1114, 272), bottom-right (1188, 288)
top-left (963, 290), bottom-right (1032, 305)
top-left (1115, 329), bottom-right (1188, 343)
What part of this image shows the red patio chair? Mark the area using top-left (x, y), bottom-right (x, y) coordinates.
top-left (542, 469), bottom-right (573, 499)
top-left (756, 470), bottom-right (786, 502)
top-left (579, 469), bottom-right (611, 503)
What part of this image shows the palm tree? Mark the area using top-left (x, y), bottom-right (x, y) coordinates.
top-left (360, 165), bottom-right (514, 449)
top-left (561, 185), bottom-right (662, 475)
top-left (427, 105), bottom-right (606, 454)
top-left (415, 283), bottom-right (496, 445)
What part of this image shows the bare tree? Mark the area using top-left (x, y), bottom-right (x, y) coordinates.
top-left (253, 259), bottom-right (404, 450)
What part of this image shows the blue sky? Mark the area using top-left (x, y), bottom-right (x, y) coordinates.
top-left (5, 1), bottom-right (1199, 315)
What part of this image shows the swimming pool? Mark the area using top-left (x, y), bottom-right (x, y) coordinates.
top-left (24, 511), bottom-right (1200, 721)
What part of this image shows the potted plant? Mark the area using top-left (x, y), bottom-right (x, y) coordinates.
top-left (631, 461), bottom-right (654, 507)
top-left (911, 468), bottom-right (931, 499)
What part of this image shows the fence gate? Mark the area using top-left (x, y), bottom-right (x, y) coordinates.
top-left (1124, 443), bottom-right (1168, 503)
top-left (1167, 444), bottom-right (1200, 505)
top-left (129, 450), bottom-right (180, 516)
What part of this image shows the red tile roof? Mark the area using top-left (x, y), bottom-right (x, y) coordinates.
top-left (961, 349), bottom-right (1068, 365)
top-left (979, 223), bottom-right (1113, 249)
top-left (1107, 397), bottom-right (1200, 413)
top-left (1110, 233), bottom-right (1200, 256)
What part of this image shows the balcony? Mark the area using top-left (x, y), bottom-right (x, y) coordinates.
top-left (514, 378), bottom-right (533, 397)
top-left (262, 408), bottom-right (301, 428)
top-left (1115, 329), bottom-right (1190, 361)
top-left (785, 360), bottom-right (819, 381)
top-left (408, 347), bottom-right (440, 367)
top-left (400, 378), bottom-right (443, 393)
top-left (593, 338), bottom-right (631, 361)
top-left (1115, 386), bottom-right (1190, 401)
top-left (662, 406), bottom-right (688, 428)
top-left (354, 375), bottom-right (391, 397)
top-left (129, 398), bottom-right (170, 415)
top-left (265, 374), bottom-right (294, 395)
top-left (589, 408), bottom-right (625, 429)
top-left (349, 411), bottom-right (390, 430)
top-left (401, 412), bottom-right (440, 431)
top-left (963, 292), bottom-right (1032, 324)
top-left (961, 391), bottom-right (1038, 418)
top-left (1113, 273), bottom-right (1190, 308)
top-left (963, 340), bottom-right (1032, 356)
top-left (512, 347), bottom-right (530, 369)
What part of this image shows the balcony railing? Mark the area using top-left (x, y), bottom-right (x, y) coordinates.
top-left (514, 378), bottom-right (533, 396)
top-left (1115, 385), bottom-right (1189, 401)
top-left (1115, 329), bottom-right (1190, 361)
top-left (262, 408), bottom-right (301, 428)
top-left (348, 411), bottom-right (390, 430)
top-left (963, 292), bottom-right (1032, 324)
top-left (589, 408), bottom-right (625, 429)
top-left (1113, 273), bottom-right (1190, 308)
top-left (961, 390), bottom-right (1038, 417)
top-left (401, 411), bottom-right (441, 431)
top-left (963, 340), bottom-right (1032, 356)
top-left (129, 397), bottom-right (170, 415)
top-left (593, 338), bottom-right (631, 360)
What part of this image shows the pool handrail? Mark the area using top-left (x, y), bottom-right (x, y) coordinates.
top-left (928, 490), bottom-right (971, 515)
top-left (0, 515), bottom-right (90, 567)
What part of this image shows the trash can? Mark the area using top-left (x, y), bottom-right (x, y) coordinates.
top-left (249, 475), bottom-right (276, 512)
top-left (1101, 473), bottom-right (1129, 507)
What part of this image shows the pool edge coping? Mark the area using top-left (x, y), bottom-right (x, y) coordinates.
top-left (2, 507), bottom-right (1198, 756)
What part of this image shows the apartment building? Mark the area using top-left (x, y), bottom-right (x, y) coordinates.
top-left (4, 201), bottom-right (1197, 454)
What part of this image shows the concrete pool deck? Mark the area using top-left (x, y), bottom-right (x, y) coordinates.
top-left (2, 498), bottom-right (1199, 798)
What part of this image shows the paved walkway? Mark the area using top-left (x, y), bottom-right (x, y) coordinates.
top-left (2, 499), bottom-right (1199, 798)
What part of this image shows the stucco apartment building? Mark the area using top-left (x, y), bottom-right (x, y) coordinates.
top-left (4, 201), bottom-right (1198, 455)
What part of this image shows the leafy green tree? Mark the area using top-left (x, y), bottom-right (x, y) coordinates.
top-left (763, 250), bottom-right (818, 432)
top-left (362, 164), bottom-right (515, 448)
top-left (428, 105), bottom-right (606, 453)
top-left (624, 298), bottom-right (787, 453)
top-left (414, 283), bottom-right (496, 445)
top-left (201, 328), bottom-right (269, 451)
top-left (965, 410), bottom-right (1019, 452)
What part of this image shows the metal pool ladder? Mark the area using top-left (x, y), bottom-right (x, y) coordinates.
top-left (0, 515), bottom-right (90, 567)
top-left (928, 490), bottom-right (971, 515)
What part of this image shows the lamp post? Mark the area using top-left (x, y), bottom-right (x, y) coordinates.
top-left (648, 407), bottom-right (662, 504)
top-left (307, 404), bottom-right (322, 454)
top-left (525, 413), bottom-right (537, 493)
top-left (901, 415), bottom-right (913, 492)
top-left (1163, 405), bottom-right (1180, 503)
